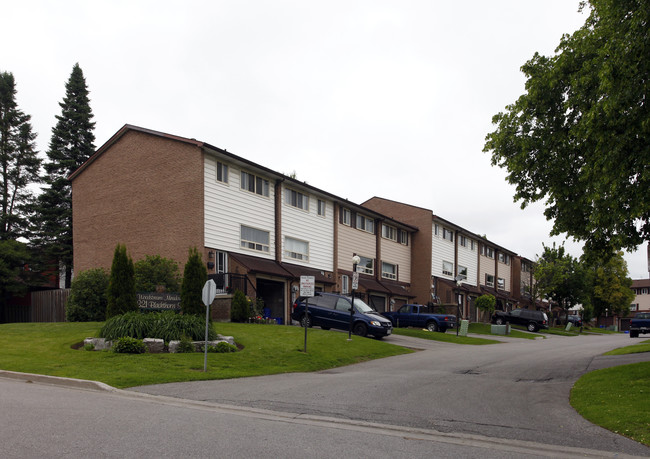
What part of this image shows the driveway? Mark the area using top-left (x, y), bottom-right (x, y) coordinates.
top-left (130, 332), bottom-right (650, 456)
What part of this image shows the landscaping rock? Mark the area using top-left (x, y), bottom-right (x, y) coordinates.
top-left (143, 338), bottom-right (164, 353)
top-left (84, 337), bottom-right (112, 350)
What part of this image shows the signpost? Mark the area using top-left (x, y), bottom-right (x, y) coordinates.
top-left (300, 276), bottom-right (315, 352)
top-left (202, 279), bottom-right (217, 372)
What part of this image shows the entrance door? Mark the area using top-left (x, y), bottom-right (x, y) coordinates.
top-left (256, 279), bottom-right (285, 323)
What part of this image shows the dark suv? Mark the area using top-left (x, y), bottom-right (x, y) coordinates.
top-left (492, 308), bottom-right (549, 332)
top-left (291, 292), bottom-right (393, 339)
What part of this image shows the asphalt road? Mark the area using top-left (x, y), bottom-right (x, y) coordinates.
top-left (129, 331), bottom-right (650, 456)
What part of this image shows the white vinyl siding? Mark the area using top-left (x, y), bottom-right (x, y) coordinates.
top-left (431, 222), bottom-right (454, 278)
top-left (204, 156), bottom-right (275, 259)
top-left (457, 235), bottom-right (478, 286)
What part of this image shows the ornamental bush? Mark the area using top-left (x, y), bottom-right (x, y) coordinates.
top-left (180, 247), bottom-right (207, 316)
top-left (230, 289), bottom-right (249, 322)
top-left (66, 268), bottom-right (109, 322)
top-left (99, 310), bottom-right (217, 341)
top-left (112, 337), bottom-right (146, 354)
top-left (106, 244), bottom-right (137, 319)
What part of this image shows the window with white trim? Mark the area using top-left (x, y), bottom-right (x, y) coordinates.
top-left (285, 188), bottom-right (309, 210)
top-left (434, 224), bottom-right (439, 236)
top-left (442, 261), bottom-right (453, 276)
top-left (284, 236), bottom-right (309, 261)
top-left (341, 275), bottom-right (349, 294)
top-left (382, 262), bottom-right (397, 280)
top-left (459, 235), bottom-right (467, 247)
top-left (630, 304), bottom-right (638, 311)
top-left (240, 225), bottom-right (270, 252)
top-left (458, 265), bottom-right (468, 280)
top-left (382, 224), bottom-right (397, 241)
top-left (485, 274), bottom-right (495, 287)
top-left (497, 277), bottom-right (506, 290)
top-left (216, 161), bottom-right (228, 183)
top-left (358, 256), bottom-right (374, 275)
top-left (443, 228), bottom-right (454, 242)
top-left (498, 253), bottom-right (510, 265)
top-left (317, 199), bottom-right (326, 217)
top-left (482, 245), bottom-right (495, 258)
top-left (356, 215), bottom-right (375, 234)
top-left (470, 240), bottom-right (475, 251)
top-left (342, 208), bottom-right (351, 226)
top-left (240, 171), bottom-right (269, 197)
top-left (398, 229), bottom-right (408, 245)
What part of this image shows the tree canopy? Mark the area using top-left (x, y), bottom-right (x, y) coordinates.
top-left (583, 250), bottom-right (634, 318)
top-left (484, 0), bottom-right (649, 254)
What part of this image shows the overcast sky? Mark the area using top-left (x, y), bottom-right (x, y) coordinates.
top-left (4, 0), bottom-right (648, 279)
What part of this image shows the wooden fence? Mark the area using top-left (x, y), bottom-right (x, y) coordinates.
top-left (4, 289), bottom-right (70, 323)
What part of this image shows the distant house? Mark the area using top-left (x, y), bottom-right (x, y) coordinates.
top-left (630, 278), bottom-right (650, 314)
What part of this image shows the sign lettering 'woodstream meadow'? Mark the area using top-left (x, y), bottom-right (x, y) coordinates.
top-left (137, 292), bottom-right (181, 311)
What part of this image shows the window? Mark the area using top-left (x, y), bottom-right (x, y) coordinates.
top-left (240, 225), bottom-right (270, 252)
top-left (356, 215), bottom-right (375, 234)
top-left (458, 266), bottom-right (468, 280)
top-left (341, 275), bottom-right (349, 294)
top-left (342, 208), bottom-right (351, 226)
top-left (240, 171), bottom-right (269, 197)
top-left (382, 224), bottom-right (397, 241)
top-left (442, 261), bottom-right (453, 276)
top-left (470, 240), bottom-right (475, 251)
top-left (382, 262), bottom-right (397, 280)
top-left (498, 253), bottom-right (510, 265)
top-left (630, 304), bottom-right (638, 311)
top-left (358, 256), bottom-right (374, 275)
top-left (522, 263), bottom-right (532, 273)
top-left (398, 229), bottom-right (408, 245)
top-left (285, 188), bottom-right (309, 210)
top-left (215, 250), bottom-right (227, 273)
top-left (317, 199), bottom-right (326, 217)
top-left (443, 228), bottom-right (454, 242)
top-left (485, 274), bottom-right (495, 287)
top-left (482, 245), bottom-right (495, 258)
top-left (497, 277), bottom-right (505, 290)
top-left (216, 161), bottom-right (228, 183)
top-left (434, 224), bottom-right (439, 236)
top-left (459, 235), bottom-right (467, 247)
top-left (284, 237), bottom-right (309, 261)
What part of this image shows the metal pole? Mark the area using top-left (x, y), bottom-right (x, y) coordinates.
top-left (204, 300), bottom-right (210, 372)
top-left (348, 262), bottom-right (358, 340)
top-left (304, 298), bottom-right (309, 353)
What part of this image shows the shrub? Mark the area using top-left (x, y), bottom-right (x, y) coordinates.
top-left (100, 311), bottom-right (155, 340)
top-left (180, 247), bottom-right (208, 316)
top-left (230, 289), bottom-right (249, 322)
top-left (208, 341), bottom-right (237, 353)
top-left (475, 294), bottom-right (496, 315)
top-left (99, 310), bottom-right (217, 341)
top-left (112, 337), bottom-right (146, 354)
top-left (66, 268), bottom-right (109, 322)
top-left (134, 255), bottom-right (181, 293)
top-left (106, 244), bottom-right (137, 319)
top-left (176, 334), bottom-right (195, 353)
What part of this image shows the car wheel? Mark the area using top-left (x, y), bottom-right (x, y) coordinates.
top-left (495, 317), bottom-right (504, 325)
top-left (426, 321), bottom-right (438, 332)
top-left (300, 314), bottom-right (312, 328)
top-left (353, 323), bottom-right (368, 337)
top-left (527, 322), bottom-right (538, 332)
top-left (630, 330), bottom-right (638, 338)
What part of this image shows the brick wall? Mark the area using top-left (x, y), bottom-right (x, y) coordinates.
top-left (72, 129), bottom-right (205, 273)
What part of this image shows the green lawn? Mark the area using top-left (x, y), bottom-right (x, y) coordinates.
top-left (571, 361), bottom-right (650, 446)
top-left (0, 322), bottom-right (411, 388)
top-left (467, 322), bottom-right (542, 339)
top-left (392, 326), bottom-right (500, 344)
top-left (604, 339), bottom-right (650, 356)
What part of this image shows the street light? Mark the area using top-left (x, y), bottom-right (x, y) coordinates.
top-left (348, 255), bottom-right (361, 340)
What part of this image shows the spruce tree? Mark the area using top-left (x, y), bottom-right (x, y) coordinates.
top-left (0, 71), bottom-right (41, 240)
top-left (181, 247), bottom-right (208, 316)
top-left (35, 63), bottom-right (95, 287)
top-left (106, 244), bottom-right (137, 319)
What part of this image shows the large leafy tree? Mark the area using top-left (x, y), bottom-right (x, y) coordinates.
top-left (484, 0), bottom-right (650, 254)
top-left (534, 243), bottom-right (588, 320)
top-left (583, 250), bottom-right (634, 318)
top-left (35, 63), bottom-right (95, 287)
top-left (0, 71), bottom-right (41, 240)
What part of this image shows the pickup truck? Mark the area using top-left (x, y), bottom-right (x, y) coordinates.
top-left (629, 312), bottom-right (650, 338)
top-left (381, 304), bottom-right (457, 332)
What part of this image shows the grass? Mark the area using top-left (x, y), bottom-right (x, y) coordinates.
top-left (0, 322), bottom-right (412, 389)
top-left (467, 322), bottom-right (542, 340)
top-left (604, 339), bottom-right (650, 356)
top-left (392, 326), bottom-right (501, 344)
top-left (571, 362), bottom-right (650, 446)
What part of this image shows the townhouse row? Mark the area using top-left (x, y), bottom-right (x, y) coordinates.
top-left (70, 125), bottom-right (537, 323)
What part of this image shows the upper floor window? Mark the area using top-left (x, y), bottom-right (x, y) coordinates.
top-left (443, 228), bottom-right (454, 242)
top-left (241, 171), bottom-right (269, 197)
top-left (434, 224), bottom-right (439, 236)
top-left (470, 240), bottom-right (476, 251)
top-left (498, 253), bottom-right (510, 265)
top-left (382, 224), bottom-right (397, 241)
top-left (482, 245), bottom-right (495, 259)
top-left (241, 225), bottom-right (270, 253)
top-left (285, 188), bottom-right (309, 211)
top-left (284, 236), bottom-right (309, 261)
top-left (381, 262), bottom-right (397, 280)
top-left (356, 215), bottom-right (375, 234)
top-left (342, 208), bottom-right (351, 226)
top-left (317, 199), bottom-right (326, 217)
top-left (458, 265), bottom-right (468, 280)
top-left (459, 235), bottom-right (467, 247)
top-left (358, 256), bottom-right (374, 275)
top-left (497, 277), bottom-right (506, 290)
top-left (485, 273), bottom-right (495, 287)
top-left (216, 161), bottom-right (228, 183)
top-left (442, 261), bottom-right (453, 276)
top-left (398, 229), bottom-right (408, 245)
top-left (522, 263), bottom-right (532, 273)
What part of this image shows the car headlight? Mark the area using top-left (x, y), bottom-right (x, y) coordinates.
top-left (370, 321), bottom-right (381, 326)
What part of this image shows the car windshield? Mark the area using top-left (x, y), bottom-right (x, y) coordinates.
top-left (352, 298), bottom-right (375, 313)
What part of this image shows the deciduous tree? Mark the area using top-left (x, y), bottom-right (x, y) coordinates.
top-left (583, 250), bottom-right (634, 318)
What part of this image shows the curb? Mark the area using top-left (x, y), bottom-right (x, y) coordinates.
top-left (0, 370), bottom-right (116, 392)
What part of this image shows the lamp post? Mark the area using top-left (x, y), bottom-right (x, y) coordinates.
top-left (348, 255), bottom-right (361, 340)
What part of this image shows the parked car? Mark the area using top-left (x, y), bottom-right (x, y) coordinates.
top-left (291, 292), bottom-right (393, 339)
top-left (381, 304), bottom-right (456, 332)
top-left (492, 308), bottom-right (549, 332)
top-left (630, 312), bottom-right (650, 338)
top-left (567, 315), bottom-right (583, 327)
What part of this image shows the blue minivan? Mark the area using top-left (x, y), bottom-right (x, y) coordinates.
top-left (291, 292), bottom-right (393, 339)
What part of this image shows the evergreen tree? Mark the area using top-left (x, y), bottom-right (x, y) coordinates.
top-left (0, 71), bottom-right (41, 240)
top-left (106, 243), bottom-right (137, 319)
top-left (35, 63), bottom-right (95, 287)
top-left (180, 247), bottom-right (207, 316)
